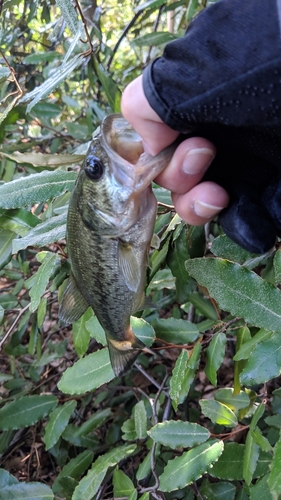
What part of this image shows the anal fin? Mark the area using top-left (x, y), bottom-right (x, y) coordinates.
top-left (59, 274), bottom-right (89, 324)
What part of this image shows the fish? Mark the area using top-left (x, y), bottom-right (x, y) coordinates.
top-left (59, 114), bottom-right (174, 376)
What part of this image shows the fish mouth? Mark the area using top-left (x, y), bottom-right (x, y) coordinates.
top-left (100, 114), bottom-right (175, 192)
top-left (101, 114), bottom-right (148, 189)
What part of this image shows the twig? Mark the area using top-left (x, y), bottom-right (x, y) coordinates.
top-left (0, 304), bottom-right (30, 351)
top-left (74, 0), bottom-right (94, 55)
top-left (0, 49), bottom-right (23, 104)
top-left (134, 363), bottom-right (169, 396)
top-left (106, 10), bottom-right (144, 70)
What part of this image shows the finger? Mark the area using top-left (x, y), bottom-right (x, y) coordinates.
top-left (121, 76), bottom-right (179, 155)
top-left (172, 181), bottom-right (229, 225)
top-left (155, 136), bottom-right (217, 194)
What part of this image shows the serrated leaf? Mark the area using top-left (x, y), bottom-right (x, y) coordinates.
top-left (74, 408), bottom-right (112, 437)
top-left (0, 152), bottom-right (84, 167)
top-left (211, 234), bottom-right (258, 264)
top-left (28, 252), bottom-right (57, 313)
top-left (234, 326), bottom-right (252, 394)
top-left (186, 258), bottom-right (281, 333)
top-left (72, 444), bottom-right (136, 500)
top-left (274, 249), bottom-right (281, 283)
top-left (178, 342), bottom-right (202, 405)
top-left (86, 315), bottom-right (106, 345)
top-left (148, 421), bottom-right (210, 449)
top-left (205, 332), bottom-right (226, 385)
top-left (0, 170), bottom-right (77, 209)
top-left (243, 431), bottom-right (260, 485)
top-left (159, 440), bottom-right (223, 492)
top-left (214, 388), bottom-right (250, 412)
top-left (13, 212), bottom-right (67, 253)
top-left (113, 469), bottom-right (136, 498)
top-left (0, 229), bottom-right (14, 270)
top-left (44, 400), bottom-right (77, 450)
top-left (0, 481), bottom-right (54, 499)
top-left (170, 349), bottom-right (188, 411)
top-left (211, 443), bottom-right (271, 481)
top-left (133, 400), bottom-right (147, 440)
top-left (131, 316), bottom-right (155, 347)
top-left (240, 335), bottom-right (281, 385)
top-left (0, 469), bottom-right (18, 487)
top-left (58, 348), bottom-right (114, 394)
top-left (0, 395), bottom-right (57, 430)
top-left (200, 399), bottom-right (238, 427)
top-left (151, 317), bottom-right (199, 344)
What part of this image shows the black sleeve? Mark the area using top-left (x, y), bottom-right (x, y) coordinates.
top-left (142, 0), bottom-right (281, 254)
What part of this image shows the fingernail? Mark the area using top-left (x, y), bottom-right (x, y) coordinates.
top-left (182, 148), bottom-right (215, 175)
top-left (193, 200), bottom-right (225, 218)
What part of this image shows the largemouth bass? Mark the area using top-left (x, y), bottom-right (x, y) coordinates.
top-left (59, 114), bottom-right (174, 376)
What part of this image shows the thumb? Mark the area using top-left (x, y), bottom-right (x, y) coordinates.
top-left (121, 75), bottom-right (179, 155)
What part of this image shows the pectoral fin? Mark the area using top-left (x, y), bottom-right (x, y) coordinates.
top-left (107, 335), bottom-right (145, 376)
top-left (135, 294), bottom-right (158, 312)
top-left (59, 275), bottom-right (89, 324)
top-left (118, 240), bottom-right (141, 292)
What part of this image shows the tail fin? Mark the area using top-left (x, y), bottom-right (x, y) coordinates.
top-left (107, 335), bottom-right (145, 377)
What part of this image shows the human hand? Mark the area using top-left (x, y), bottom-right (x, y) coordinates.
top-left (121, 75), bottom-right (229, 227)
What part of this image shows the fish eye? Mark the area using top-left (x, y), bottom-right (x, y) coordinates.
top-left (85, 155), bottom-right (104, 181)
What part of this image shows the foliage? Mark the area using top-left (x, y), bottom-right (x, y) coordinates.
top-left (1, 0), bottom-right (281, 499)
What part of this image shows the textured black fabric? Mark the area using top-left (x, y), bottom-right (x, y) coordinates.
top-left (142, 0), bottom-right (281, 254)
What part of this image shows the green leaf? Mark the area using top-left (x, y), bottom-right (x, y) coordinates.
top-left (86, 315), bottom-right (106, 345)
top-left (211, 234), bottom-right (258, 264)
top-left (23, 51), bottom-right (62, 64)
top-left (58, 348), bottom-right (114, 394)
top-left (234, 328), bottom-right (273, 361)
top-left (186, 258), bottom-right (281, 333)
top-left (151, 317), bottom-right (199, 344)
top-left (72, 444), bottom-right (136, 500)
top-left (148, 421), bottom-right (210, 449)
top-left (0, 151), bottom-right (84, 167)
top-left (73, 408), bottom-right (112, 437)
top-left (28, 252), bottom-right (57, 313)
top-left (53, 450), bottom-right (94, 492)
top-left (249, 473), bottom-right (273, 500)
top-left (166, 222), bottom-right (191, 303)
top-left (200, 480), bottom-right (236, 500)
top-left (43, 400), bottom-right (77, 450)
top-left (159, 440), bottom-right (223, 492)
top-left (178, 342), bottom-right (202, 406)
top-left (205, 332), bottom-right (226, 385)
top-left (13, 212), bottom-right (67, 253)
top-left (0, 208), bottom-right (40, 236)
top-left (188, 291), bottom-right (219, 320)
top-left (214, 388), bottom-right (250, 412)
top-left (95, 63), bottom-right (121, 113)
top-left (134, 0), bottom-right (167, 13)
top-left (131, 31), bottom-right (178, 47)
top-left (0, 229), bottom-right (14, 270)
top-left (0, 395), bottom-right (58, 430)
top-left (113, 469), bottom-right (136, 499)
top-left (136, 444), bottom-right (161, 481)
top-left (169, 349), bottom-right (188, 411)
top-left (0, 469), bottom-right (18, 487)
top-left (240, 335), bottom-right (281, 385)
top-left (234, 326), bottom-right (252, 394)
top-left (268, 430), bottom-right (281, 497)
top-left (210, 443), bottom-right (271, 480)
top-left (0, 170), bottom-right (77, 209)
top-left (73, 309), bottom-right (92, 357)
top-left (56, 0), bottom-right (83, 34)
top-left (251, 428), bottom-right (273, 453)
top-left (243, 431), bottom-right (260, 485)
top-left (199, 399), bottom-right (238, 427)
top-left (273, 249), bottom-right (281, 283)
top-left (131, 316), bottom-right (155, 347)
top-left (133, 400), bottom-right (147, 440)
top-left (250, 403), bottom-right (266, 431)
top-left (0, 481), bottom-right (54, 499)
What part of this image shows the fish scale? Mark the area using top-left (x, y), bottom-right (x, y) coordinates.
top-left (59, 114), bottom-right (175, 376)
